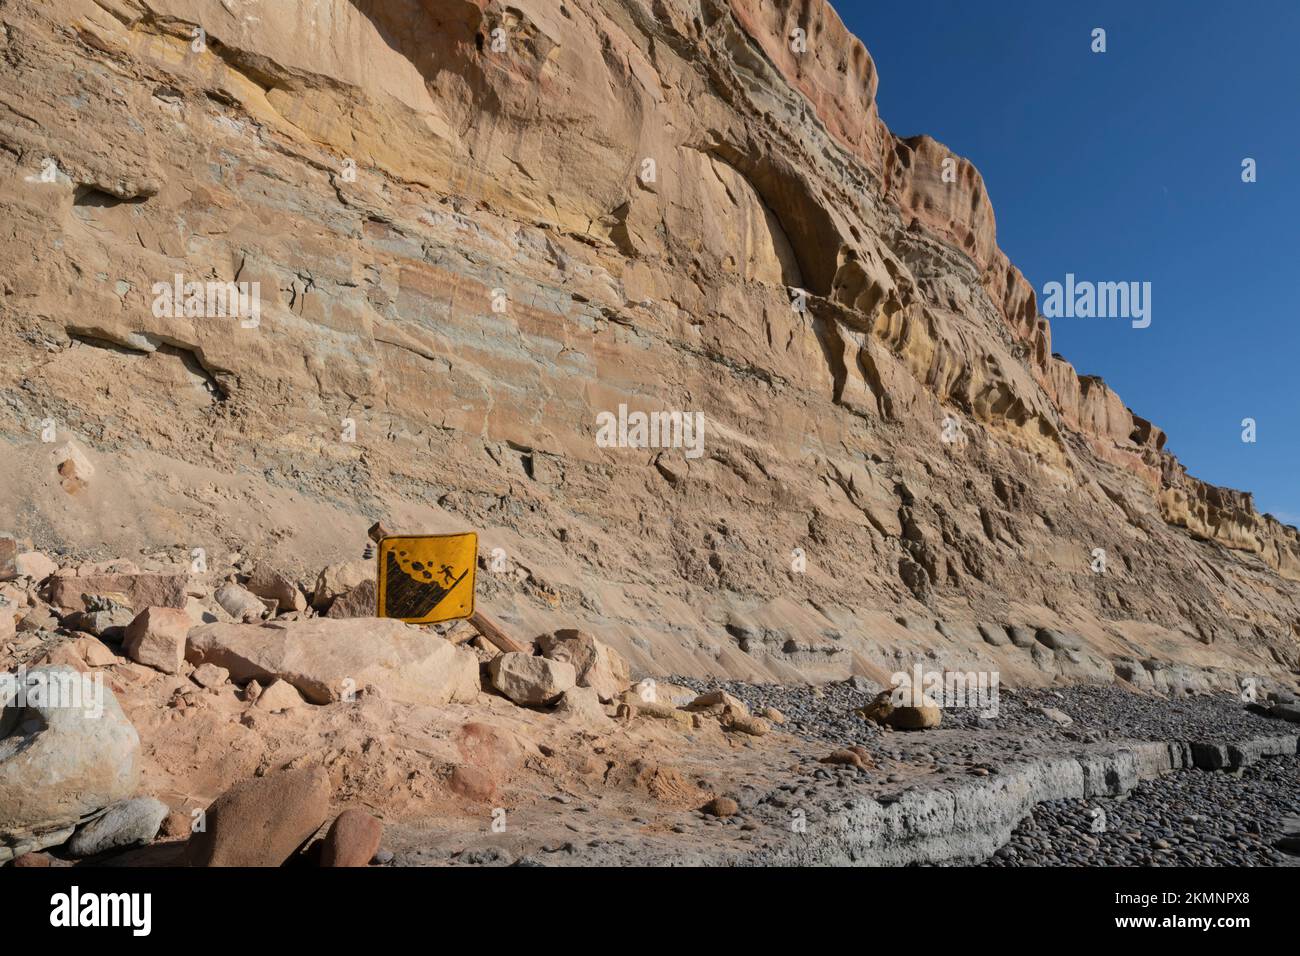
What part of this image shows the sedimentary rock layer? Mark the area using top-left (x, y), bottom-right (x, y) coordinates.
top-left (1, 0), bottom-right (1297, 684)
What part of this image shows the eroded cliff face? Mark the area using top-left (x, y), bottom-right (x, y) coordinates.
top-left (1, 0), bottom-right (1297, 686)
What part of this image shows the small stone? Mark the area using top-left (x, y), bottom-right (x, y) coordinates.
top-left (702, 796), bottom-right (739, 818)
top-left (11, 852), bottom-right (55, 867)
top-left (820, 749), bottom-right (867, 769)
top-left (254, 679), bottom-right (303, 712)
top-left (1035, 706), bottom-right (1074, 726)
top-left (160, 808), bottom-right (191, 840)
top-left (192, 662), bottom-right (230, 689)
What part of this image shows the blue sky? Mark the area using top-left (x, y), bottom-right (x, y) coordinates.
top-left (836, 0), bottom-right (1299, 521)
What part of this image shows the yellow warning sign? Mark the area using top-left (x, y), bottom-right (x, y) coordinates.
top-left (376, 532), bottom-right (477, 624)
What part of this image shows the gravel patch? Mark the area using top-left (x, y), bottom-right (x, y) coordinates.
top-left (668, 678), bottom-right (1292, 748)
top-left (982, 756), bottom-right (1300, 866)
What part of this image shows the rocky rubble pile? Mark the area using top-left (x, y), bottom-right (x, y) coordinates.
top-left (3, 545), bottom-right (826, 866)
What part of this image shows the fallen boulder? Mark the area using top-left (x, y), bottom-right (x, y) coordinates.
top-left (122, 607), bottom-right (189, 674)
top-left (319, 809), bottom-right (382, 867)
top-left (214, 581), bottom-right (266, 623)
top-left (186, 618), bottom-right (479, 705)
top-left (1036, 706), bottom-right (1074, 726)
top-left (49, 573), bottom-right (187, 612)
top-left (537, 629), bottom-right (630, 702)
top-left (553, 686), bottom-right (613, 726)
top-left (721, 707), bottom-right (770, 736)
top-left (857, 688), bottom-right (942, 730)
top-left (617, 694), bottom-right (694, 729)
top-left (821, 747), bottom-right (873, 769)
top-left (488, 652), bottom-right (575, 706)
top-left (186, 767), bottom-right (331, 867)
top-left (61, 597), bottom-right (135, 639)
top-left (978, 622), bottom-right (1011, 646)
top-left (16, 552), bottom-right (58, 583)
top-left (192, 663), bottom-right (230, 689)
top-left (0, 666), bottom-right (140, 862)
top-left (246, 565), bottom-right (307, 613)
top-left (1006, 625), bottom-right (1038, 648)
top-left (1270, 701), bottom-right (1300, 723)
top-left (687, 689), bottom-right (750, 717)
top-left (313, 560), bottom-right (375, 611)
top-left (66, 796), bottom-right (168, 857)
top-left (325, 579), bottom-right (377, 619)
top-left (702, 796), bottom-right (739, 818)
top-left (254, 679), bottom-right (304, 713)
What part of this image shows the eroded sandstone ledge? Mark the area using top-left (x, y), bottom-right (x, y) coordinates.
top-left (1, 0), bottom-right (1297, 685)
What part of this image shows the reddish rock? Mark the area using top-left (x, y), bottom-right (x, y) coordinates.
top-left (448, 765), bottom-right (496, 801)
top-left (160, 808), bottom-right (192, 840)
top-left (11, 852), bottom-right (53, 867)
top-left (185, 767), bottom-right (331, 867)
top-left (319, 809), bottom-right (382, 867)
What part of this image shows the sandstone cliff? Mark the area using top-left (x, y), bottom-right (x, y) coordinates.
top-left (1, 0), bottom-right (1297, 687)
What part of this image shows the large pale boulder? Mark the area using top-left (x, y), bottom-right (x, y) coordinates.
top-left (537, 629), bottom-right (630, 702)
top-left (0, 666), bottom-right (141, 861)
top-left (122, 606), bottom-right (190, 674)
top-left (488, 652), bottom-right (575, 706)
top-left (186, 767), bottom-right (331, 867)
top-left (186, 618), bottom-right (479, 705)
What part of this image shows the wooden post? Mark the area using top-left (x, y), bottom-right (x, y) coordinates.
top-left (468, 609), bottom-right (527, 654)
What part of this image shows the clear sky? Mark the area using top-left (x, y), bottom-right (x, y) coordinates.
top-left (835, 0), bottom-right (1300, 522)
